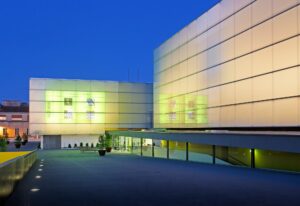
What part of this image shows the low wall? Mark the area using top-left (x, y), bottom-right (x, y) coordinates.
top-left (0, 151), bottom-right (37, 201)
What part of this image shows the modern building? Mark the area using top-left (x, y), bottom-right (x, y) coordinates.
top-left (154, 0), bottom-right (300, 129)
top-left (29, 78), bottom-right (152, 149)
top-left (0, 100), bottom-right (29, 138)
top-left (109, 0), bottom-right (300, 173)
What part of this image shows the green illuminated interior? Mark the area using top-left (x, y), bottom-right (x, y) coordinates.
top-left (45, 90), bottom-right (106, 124)
top-left (158, 94), bottom-right (208, 125)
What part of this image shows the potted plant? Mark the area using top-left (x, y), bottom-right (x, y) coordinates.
top-left (80, 142), bottom-right (83, 147)
top-left (14, 135), bottom-right (22, 149)
top-left (86, 143), bottom-right (89, 147)
top-left (105, 132), bottom-right (112, 152)
top-left (98, 134), bottom-right (106, 156)
top-left (68, 144), bottom-right (72, 148)
top-left (0, 136), bottom-right (7, 152)
top-left (74, 143), bottom-right (78, 148)
top-left (5, 134), bottom-right (9, 145)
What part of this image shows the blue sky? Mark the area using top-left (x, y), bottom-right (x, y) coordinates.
top-left (0, 0), bottom-right (219, 102)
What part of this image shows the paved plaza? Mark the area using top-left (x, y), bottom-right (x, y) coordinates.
top-left (4, 150), bottom-right (300, 206)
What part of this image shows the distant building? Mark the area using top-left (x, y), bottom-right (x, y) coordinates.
top-left (0, 100), bottom-right (29, 138)
top-left (29, 78), bottom-right (153, 149)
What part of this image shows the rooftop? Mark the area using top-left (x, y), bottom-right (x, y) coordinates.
top-left (5, 150), bottom-right (300, 206)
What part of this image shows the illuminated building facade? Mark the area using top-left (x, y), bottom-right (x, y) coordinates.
top-left (0, 101), bottom-right (29, 138)
top-left (29, 78), bottom-right (152, 149)
top-left (154, 0), bottom-right (300, 129)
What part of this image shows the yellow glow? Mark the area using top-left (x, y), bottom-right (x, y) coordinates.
top-left (0, 152), bottom-right (31, 164)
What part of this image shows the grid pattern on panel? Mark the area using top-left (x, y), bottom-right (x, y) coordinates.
top-left (29, 79), bottom-right (153, 135)
top-left (154, 0), bottom-right (300, 128)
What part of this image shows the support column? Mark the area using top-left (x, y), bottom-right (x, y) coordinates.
top-left (186, 142), bottom-right (189, 161)
top-left (152, 141), bottom-right (155, 157)
top-left (140, 138), bottom-right (143, 156)
top-left (251, 148), bottom-right (255, 168)
top-left (167, 140), bottom-right (170, 159)
top-left (212, 145), bottom-right (216, 164)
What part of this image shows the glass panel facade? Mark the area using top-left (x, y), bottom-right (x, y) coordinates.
top-left (30, 79), bottom-right (153, 135)
top-left (153, 139), bottom-right (167, 159)
top-left (169, 141), bottom-right (186, 160)
top-left (154, 0), bottom-right (300, 129)
top-left (142, 138), bottom-right (153, 157)
top-left (189, 143), bottom-right (213, 164)
top-left (255, 149), bottom-right (300, 172)
top-left (216, 146), bottom-right (251, 167)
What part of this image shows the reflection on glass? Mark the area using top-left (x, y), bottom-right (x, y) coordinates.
top-left (142, 139), bottom-right (153, 157)
top-left (255, 149), bottom-right (300, 172)
top-left (215, 146), bottom-right (251, 167)
top-left (189, 143), bottom-right (213, 164)
top-left (169, 141), bottom-right (186, 160)
top-left (153, 140), bottom-right (167, 159)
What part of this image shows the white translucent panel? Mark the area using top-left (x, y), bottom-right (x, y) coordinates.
top-left (273, 37), bottom-right (298, 71)
top-left (235, 55), bottom-right (252, 80)
top-left (273, 7), bottom-right (298, 42)
top-left (235, 6), bottom-right (252, 34)
top-left (187, 56), bottom-right (197, 75)
top-left (207, 66), bottom-right (221, 87)
top-left (30, 102), bottom-right (45, 112)
top-left (105, 82), bottom-right (118, 92)
top-left (105, 114), bottom-right (119, 124)
top-left (235, 79), bottom-right (252, 103)
top-left (207, 25), bottom-right (220, 48)
top-left (220, 16), bottom-right (235, 41)
top-left (178, 61), bottom-right (187, 79)
top-left (220, 106), bottom-right (235, 127)
top-left (30, 113), bottom-right (46, 124)
top-left (197, 52), bottom-right (207, 72)
top-left (30, 124), bottom-right (45, 135)
top-left (45, 124), bottom-right (62, 135)
top-left (273, 0), bottom-right (298, 15)
top-left (253, 75), bottom-right (273, 101)
top-left (252, 101), bottom-right (273, 127)
top-left (274, 67), bottom-right (298, 98)
top-left (105, 92), bottom-right (118, 102)
top-left (234, 0), bottom-right (254, 12)
top-left (118, 93), bottom-right (131, 102)
top-left (235, 104), bottom-right (252, 126)
top-left (90, 81), bottom-right (105, 92)
top-left (198, 70), bottom-right (208, 90)
top-left (30, 79), bottom-right (46, 90)
top-left (208, 87), bottom-right (221, 107)
top-left (206, 4), bottom-right (221, 28)
top-left (220, 0), bottom-right (235, 19)
top-left (235, 30), bottom-right (252, 57)
top-left (207, 46), bottom-right (221, 67)
top-left (179, 44), bottom-right (188, 62)
top-left (252, 0), bottom-right (272, 25)
top-left (252, 20), bottom-right (272, 50)
top-left (129, 94), bottom-right (151, 103)
top-left (60, 80), bottom-right (76, 91)
top-left (45, 79), bottom-right (62, 90)
top-left (221, 61), bottom-right (235, 84)
top-left (75, 80), bottom-right (91, 91)
top-left (187, 20), bottom-right (198, 40)
top-left (196, 13), bottom-right (208, 35)
top-left (187, 74), bottom-right (199, 93)
top-left (119, 114), bottom-right (135, 124)
top-left (273, 98), bottom-right (299, 126)
top-left (208, 107), bottom-right (220, 127)
top-left (119, 83), bottom-right (134, 92)
top-left (252, 47), bottom-right (273, 76)
top-left (220, 38), bottom-right (235, 62)
top-left (221, 83), bottom-right (235, 105)
top-left (187, 39), bottom-right (197, 57)
top-left (75, 124), bottom-right (91, 135)
top-left (30, 90), bottom-right (45, 101)
top-left (105, 103), bottom-right (119, 113)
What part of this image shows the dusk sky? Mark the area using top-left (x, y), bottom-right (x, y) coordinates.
top-left (0, 0), bottom-right (219, 102)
